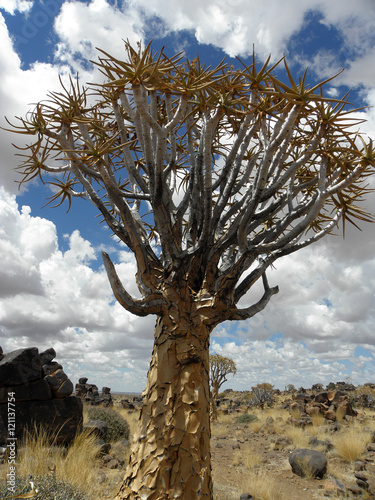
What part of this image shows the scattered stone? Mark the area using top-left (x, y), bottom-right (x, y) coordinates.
top-left (308, 436), bottom-right (333, 452)
top-left (289, 449), bottom-right (327, 479)
top-left (347, 483), bottom-right (363, 495)
top-left (272, 436), bottom-right (292, 450)
top-left (84, 419), bottom-right (108, 439)
top-left (323, 478), bottom-right (346, 497)
top-left (306, 405), bottom-right (321, 417)
top-left (354, 460), bottom-right (366, 471)
top-left (119, 399), bottom-right (135, 410)
top-left (354, 472), bottom-right (368, 482)
top-left (356, 478), bottom-right (369, 490)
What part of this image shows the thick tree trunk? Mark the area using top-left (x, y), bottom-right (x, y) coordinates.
top-left (115, 312), bottom-right (213, 500)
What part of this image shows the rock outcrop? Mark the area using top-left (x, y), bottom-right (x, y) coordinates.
top-left (0, 346), bottom-right (82, 445)
top-left (289, 391), bottom-right (357, 422)
top-left (75, 378), bottom-right (113, 406)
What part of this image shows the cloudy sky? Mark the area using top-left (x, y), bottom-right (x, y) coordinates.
top-left (0, 0), bottom-right (374, 393)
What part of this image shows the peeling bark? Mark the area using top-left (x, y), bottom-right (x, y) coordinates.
top-left (115, 312), bottom-right (213, 500)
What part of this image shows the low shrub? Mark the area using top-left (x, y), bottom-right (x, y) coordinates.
top-left (235, 413), bottom-right (259, 424)
top-left (86, 406), bottom-right (130, 442)
top-left (0, 474), bottom-right (90, 500)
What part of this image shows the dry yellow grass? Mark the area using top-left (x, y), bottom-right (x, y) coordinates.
top-left (284, 425), bottom-right (310, 449)
top-left (310, 412), bottom-right (325, 429)
top-left (211, 412), bottom-right (237, 438)
top-left (331, 426), bottom-right (371, 462)
top-left (116, 408), bottom-right (140, 437)
top-left (240, 470), bottom-right (286, 500)
top-left (232, 448), bottom-right (262, 469)
top-left (364, 409), bottom-right (375, 431)
top-left (13, 425), bottom-right (101, 498)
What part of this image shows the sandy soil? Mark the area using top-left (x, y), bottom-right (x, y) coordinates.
top-left (210, 410), bottom-right (375, 500)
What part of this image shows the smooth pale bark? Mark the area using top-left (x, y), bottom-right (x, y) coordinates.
top-left (115, 310), bottom-right (213, 500)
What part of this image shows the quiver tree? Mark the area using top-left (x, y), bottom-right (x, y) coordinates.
top-left (6, 41), bottom-right (375, 499)
top-left (249, 383), bottom-right (275, 410)
top-left (209, 354), bottom-right (236, 420)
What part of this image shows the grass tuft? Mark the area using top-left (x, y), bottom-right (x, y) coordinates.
top-left (241, 470), bottom-right (285, 500)
top-left (13, 425), bottom-right (101, 497)
top-left (331, 426), bottom-right (371, 462)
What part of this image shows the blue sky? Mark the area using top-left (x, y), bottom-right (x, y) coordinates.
top-left (0, 0), bottom-right (374, 392)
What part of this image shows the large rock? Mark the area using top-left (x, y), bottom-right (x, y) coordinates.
top-left (45, 369), bottom-right (68, 390)
top-left (0, 346), bottom-right (82, 446)
top-left (0, 396), bottom-right (83, 445)
top-left (289, 449), bottom-right (327, 478)
top-left (55, 379), bottom-right (74, 398)
top-left (39, 347), bottom-right (56, 364)
top-left (0, 347), bottom-right (42, 386)
top-left (42, 362), bottom-right (63, 376)
top-left (0, 379), bottom-right (52, 403)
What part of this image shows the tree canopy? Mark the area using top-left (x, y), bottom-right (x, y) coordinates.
top-left (210, 354), bottom-right (237, 390)
top-left (6, 41), bottom-right (374, 329)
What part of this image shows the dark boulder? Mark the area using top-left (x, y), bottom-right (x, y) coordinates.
top-left (0, 396), bottom-right (83, 445)
top-left (314, 392), bottom-right (329, 403)
top-left (42, 362), bottom-right (62, 376)
top-left (289, 449), bottom-right (327, 478)
top-left (0, 379), bottom-right (52, 403)
top-left (40, 347), bottom-right (56, 364)
top-left (55, 379), bottom-right (73, 398)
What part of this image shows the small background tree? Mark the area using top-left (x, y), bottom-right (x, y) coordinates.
top-left (248, 383), bottom-right (275, 409)
top-left (209, 354), bottom-right (237, 420)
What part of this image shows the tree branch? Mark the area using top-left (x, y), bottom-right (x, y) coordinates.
top-left (102, 252), bottom-right (166, 316)
top-left (228, 273), bottom-right (279, 321)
